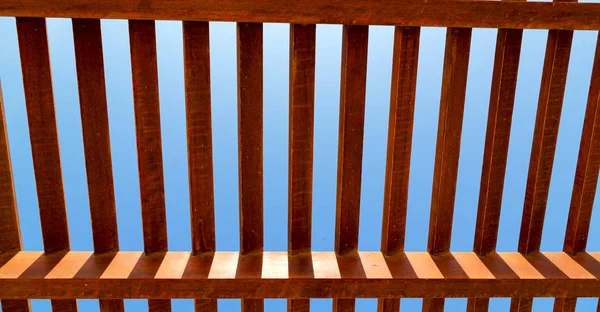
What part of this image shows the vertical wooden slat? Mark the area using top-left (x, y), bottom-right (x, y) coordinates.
top-left (510, 298), bottom-right (533, 312)
top-left (467, 26), bottom-right (523, 312)
top-left (563, 33), bottom-right (600, 256)
top-left (16, 17), bottom-right (76, 312)
top-left (553, 299), bottom-right (576, 312)
top-left (512, 4), bottom-right (574, 309)
top-left (288, 23), bottom-right (316, 312)
top-left (128, 19), bottom-right (170, 312)
top-left (424, 26), bottom-right (472, 312)
top-left (333, 24), bottom-right (369, 312)
top-left (183, 20), bottom-right (217, 312)
top-left (237, 21), bottom-right (264, 312)
top-left (0, 82), bottom-right (31, 312)
top-left (378, 25), bottom-right (420, 312)
top-left (72, 18), bottom-right (123, 312)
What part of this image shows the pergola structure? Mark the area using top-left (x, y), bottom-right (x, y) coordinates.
top-left (0, 1), bottom-right (600, 311)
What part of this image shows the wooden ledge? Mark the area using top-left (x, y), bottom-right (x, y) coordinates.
top-left (1, 0), bottom-right (600, 30)
top-left (0, 251), bottom-right (598, 299)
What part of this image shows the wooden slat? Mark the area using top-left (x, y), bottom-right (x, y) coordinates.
top-left (378, 25), bottom-right (420, 312)
top-left (16, 17), bottom-right (76, 312)
top-left (72, 19), bottom-right (124, 312)
top-left (553, 299), bottom-right (576, 312)
top-left (467, 24), bottom-right (523, 312)
top-left (16, 17), bottom-right (70, 255)
top-left (425, 26), bottom-right (471, 312)
top-left (72, 18), bottom-right (119, 255)
top-left (0, 251), bottom-right (599, 298)
top-left (237, 21), bottom-right (264, 312)
top-left (335, 24), bottom-right (368, 256)
top-left (334, 24), bottom-right (368, 312)
top-left (563, 32), bottom-right (600, 256)
top-left (427, 26), bottom-right (471, 255)
top-left (128, 19), bottom-right (170, 312)
top-left (183, 20), bottom-right (217, 312)
top-left (288, 23), bottom-right (315, 312)
top-left (0, 81), bottom-right (31, 312)
top-left (3, 0), bottom-right (600, 30)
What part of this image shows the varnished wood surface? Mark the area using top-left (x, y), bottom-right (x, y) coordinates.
top-left (428, 27), bottom-right (471, 256)
top-left (184, 21), bottom-right (216, 256)
top-left (0, 251), bottom-right (598, 299)
top-left (335, 25), bottom-right (368, 257)
top-left (0, 79), bottom-right (31, 312)
top-left (2, 0), bottom-right (600, 30)
top-left (563, 33), bottom-right (600, 256)
top-left (73, 18), bottom-right (120, 256)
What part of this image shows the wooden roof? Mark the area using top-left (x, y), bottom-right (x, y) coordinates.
top-left (1, 0), bottom-right (600, 311)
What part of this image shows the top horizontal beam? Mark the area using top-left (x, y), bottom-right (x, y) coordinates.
top-left (1, 0), bottom-right (600, 30)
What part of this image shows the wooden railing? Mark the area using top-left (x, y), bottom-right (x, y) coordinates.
top-left (1, 1), bottom-right (600, 312)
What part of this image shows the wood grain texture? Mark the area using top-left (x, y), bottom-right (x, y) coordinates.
top-left (2, 0), bottom-right (600, 30)
top-left (0, 251), bottom-right (600, 298)
top-left (0, 80), bottom-right (22, 256)
top-left (129, 19), bottom-right (170, 312)
top-left (288, 23), bottom-right (315, 312)
top-left (563, 33), bottom-right (600, 256)
top-left (335, 25), bottom-right (368, 257)
top-left (518, 28), bottom-right (573, 256)
top-left (468, 25), bottom-right (523, 312)
top-left (16, 17), bottom-right (76, 312)
top-left (99, 300), bottom-right (124, 312)
top-left (237, 22), bottom-right (264, 312)
top-left (1, 300), bottom-right (31, 312)
top-left (427, 27), bottom-right (472, 256)
top-left (553, 298), bottom-right (576, 311)
top-left (473, 27), bottom-right (523, 256)
top-left (381, 26), bottom-right (419, 256)
top-left (0, 82), bottom-right (31, 312)
top-left (237, 22), bottom-right (263, 256)
top-left (72, 18), bottom-right (120, 257)
top-left (16, 17), bottom-right (70, 255)
top-left (510, 298), bottom-right (533, 312)
top-left (129, 19), bottom-right (168, 256)
top-left (184, 21), bottom-right (216, 256)
top-left (289, 23), bottom-right (315, 256)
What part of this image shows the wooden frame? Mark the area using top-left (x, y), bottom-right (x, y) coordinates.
top-left (1, 0), bottom-right (600, 311)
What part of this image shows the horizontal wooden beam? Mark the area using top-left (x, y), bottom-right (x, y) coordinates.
top-left (1, 0), bottom-right (600, 30)
top-left (0, 251), bottom-right (598, 299)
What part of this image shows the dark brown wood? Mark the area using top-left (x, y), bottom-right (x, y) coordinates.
top-left (563, 33), bottom-right (600, 256)
top-left (473, 28), bottom-right (523, 256)
top-left (423, 299), bottom-right (445, 311)
top-left (553, 298), bottom-right (576, 312)
top-left (377, 26), bottom-right (419, 312)
top-left (0, 81), bottom-right (30, 311)
top-left (183, 20), bottom-right (217, 312)
top-left (129, 19), bottom-right (170, 312)
top-left (466, 299), bottom-right (489, 312)
top-left (237, 21), bottom-right (264, 312)
top-left (184, 21), bottom-right (216, 256)
top-left (16, 17), bottom-right (70, 255)
top-left (288, 23), bottom-right (316, 312)
top-left (1, 251), bottom-right (600, 299)
top-left (3, 0), bottom-right (600, 30)
top-left (288, 23), bottom-right (315, 256)
top-left (381, 26), bottom-right (420, 256)
top-left (73, 17), bottom-right (124, 312)
top-left (237, 22), bottom-right (263, 256)
top-left (16, 17), bottom-right (76, 312)
top-left (518, 29), bottom-right (573, 256)
top-left (99, 299), bottom-right (124, 312)
top-left (1, 300), bottom-right (31, 312)
top-left (510, 298), bottom-right (533, 312)
top-left (129, 19), bottom-right (168, 256)
top-left (0, 81), bottom-right (22, 256)
top-left (334, 25), bottom-right (368, 257)
top-left (427, 27), bottom-right (471, 256)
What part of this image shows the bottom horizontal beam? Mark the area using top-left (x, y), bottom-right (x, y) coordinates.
top-left (0, 251), bottom-right (598, 299)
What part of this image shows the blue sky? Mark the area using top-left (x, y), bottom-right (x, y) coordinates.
top-left (0, 18), bottom-right (599, 311)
